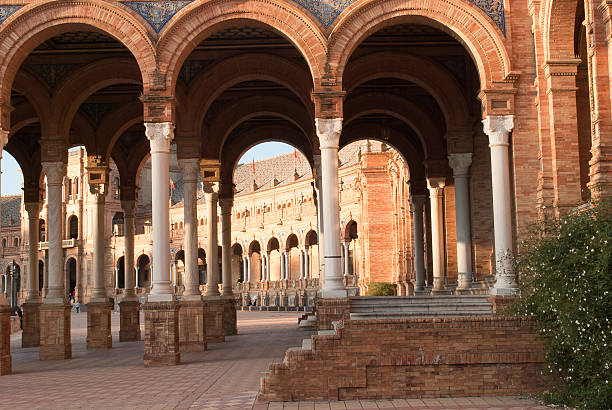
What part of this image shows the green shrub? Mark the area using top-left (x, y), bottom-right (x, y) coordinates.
top-left (509, 202), bottom-right (611, 409)
top-left (366, 282), bottom-right (396, 296)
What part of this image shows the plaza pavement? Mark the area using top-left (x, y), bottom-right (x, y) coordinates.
top-left (3, 311), bottom-right (558, 409)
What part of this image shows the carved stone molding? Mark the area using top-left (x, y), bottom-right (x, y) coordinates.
top-left (316, 118), bottom-right (342, 150)
top-left (448, 153), bottom-right (473, 178)
top-left (41, 161), bottom-right (66, 186)
top-left (427, 177), bottom-right (446, 197)
top-left (145, 122), bottom-right (174, 153)
top-left (178, 158), bottom-right (200, 183)
top-left (483, 115), bottom-right (514, 147)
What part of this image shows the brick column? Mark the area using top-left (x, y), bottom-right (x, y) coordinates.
top-left (143, 122), bottom-right (180, 366)
top-left (40, 161), bottom-right (71, 360)
top-left (86, 157), bottom-right (112, 349)
top-left (22, 202), bottom-right (42, 348)
top-left (544, 60), bottom-right (583, 212)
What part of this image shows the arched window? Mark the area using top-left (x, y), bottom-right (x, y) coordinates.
top-left (67, 178), bottom-right (73, 199)
top-left (13, 238), bottom-right (19, 247)
top-left (2, 238), bottom-right (6, 248)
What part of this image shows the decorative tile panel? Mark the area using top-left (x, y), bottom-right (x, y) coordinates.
top-left (289, 0), bottom-right (505, 34)
top-left (121, 1), bottom-right (192, 33)
top-left (0, 5), bottom-right (23, 25)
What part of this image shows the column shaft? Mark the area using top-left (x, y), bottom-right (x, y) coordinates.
top-left (449, 154), bottom-right (474, 291)
top-left (428, 179), bottom-right (446, 292)
top-left (25, 203), bottom-right (41, 301)
top-left (122, 201), bottom-right (137, 300)
top-left (410, 196), bottom-right (426, 292)
top-left (204, 192), bottom-right (220, 297)
top-left (91, 192), bottom-right (107, 300)
top-left (42, 162), bottom-right (66, 302)
top-left (220, 198), bottom-right (233, 297)
top-left (179, 159), bottom-right (200, 298)
top-left (316, 119), bottom-right (346, 298)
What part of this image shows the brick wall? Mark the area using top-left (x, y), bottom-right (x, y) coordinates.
top-left (260, 317), bottom-right (547, 401)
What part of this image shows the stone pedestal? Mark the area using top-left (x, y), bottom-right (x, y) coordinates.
top-left (21, 302), bottom-right (41, 348)
top-left (0, 305), bottom-right (11, 375)
top-left (179, 300), bottom-right (206, 352)
top-left (143, 301), bottom-right (180, 367)
top-left (119, 300), bottom-right (141, 342)
top-left (316, 298), bottom-right (351, 331)
top-left (39, 303), bottom-right (72, 360)
top-left (87, 302), bottom-right (113, 349)
top-left (488, 294), bottom-right (520, 314)
top-left (222, 297), bottom-right (237, 336)
top-left (203, 299), bottom-right (225, 343)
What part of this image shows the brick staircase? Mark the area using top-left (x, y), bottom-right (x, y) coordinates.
top-left (349, 295), bottom-right (494, 320)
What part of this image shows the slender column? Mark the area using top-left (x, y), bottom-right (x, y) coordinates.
top-left (304, 248), bottom-right (310, 280)
top-left (89, 167), bottom-right (109, 302)
top-left (220, 198), bottom-right (233, 297)
top-left (483, 116), bottom-right (517, 294)
top-left (343, 242), bottom-right (350, 276)
top-left (299, 250), bottom-right (305, 280)
top-left (179, 159), bottom-right (200, 299)
top-left (246, 256), bottom-right (251, 282)
top-left (145, 122), bottom-right (174, 300)
top-left (265, 253), bottom-right (270, 281)
top-left (261, 254), bottom-right (266, 282)
top-left (25, 203), bottom-right (41, 302)
top-left (313, 154), bottom-right (325, 280)
top-left (410, 195), bottom-right (427, 292)
top-left (204, 186), bottom-right (220, 297)
top-left (0, 136), bottom-right (9, 373)
top-left (281, 252), bottom-right (287, 280)
top-left (135, 267), bottom-right (140, 289)
top-left (449, 153), bottom-right (474, 291)
top-left (42, 162), bottom-right (66, 302)
top-left (428, 178), bottom-right (446, 292)
top-left (316, 118), bottom-right (346, 298)
top-left (121, 201), bottom-right (137, 300)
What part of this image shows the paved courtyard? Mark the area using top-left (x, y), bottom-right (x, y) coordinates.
top-left (2, 311), bottom-right (556, 409)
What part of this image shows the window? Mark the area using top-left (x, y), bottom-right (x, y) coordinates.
top-left (113, 177), bottom-right (121, 200)
top-left (2, 239), bottom-right (6, 248)
top-left (13, 238), bottom-right (19, 247)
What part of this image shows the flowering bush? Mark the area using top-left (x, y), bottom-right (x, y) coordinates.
top-left (509, 202), bottom-right (611, 409)
top-left (366, 282), bottom-right (396, 296)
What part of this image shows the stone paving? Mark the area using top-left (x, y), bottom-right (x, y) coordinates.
top-left (2, 311), bottom-right (557, 409)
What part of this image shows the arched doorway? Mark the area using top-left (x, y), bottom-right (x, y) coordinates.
top-left (117, 256), bottom-right (125, 289)
top-left (136, 254), bottom-right (151, 290)
top-left (68, 215), bottom-right (78, 239)
top-left (66, 258), bottom-right (77, 300)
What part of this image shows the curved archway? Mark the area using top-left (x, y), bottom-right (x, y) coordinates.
top-left (157, 1), bottom-right (326, 93)
top-left (0, 2), bottom-right (155, 118)
top-left (328, 0), bottom-right (511, 89)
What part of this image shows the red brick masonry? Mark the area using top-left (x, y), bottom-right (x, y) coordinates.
top-left (260, 317), bottom-right (547, 401)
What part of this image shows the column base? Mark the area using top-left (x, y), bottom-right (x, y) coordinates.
top-left (143, 301), bottom-right (180, 367)
top-left (0, 305), bottom-right (11, 375)
top-left (119, 301), bottom-right (141, 342)
top-left (316, 298), bottom-right (351, 331)
top-left (179, 300), bottom-right (206, 352)
top-left (40, 303), bottom-right (72, 360)
top-left (203, 298), bottom-right (225, 343)
top-left (21, 302), bottom-right (41, 348)
top-left (222, 297), bottom-right (237, 336)
top-left (86, 302), bottom-right (113, 349)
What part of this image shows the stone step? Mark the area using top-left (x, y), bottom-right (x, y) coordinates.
top-left (302, 338), bottom-right (312, 350)
top-left (350, 311), bottom-right (493, 320)
top-left (351, 295), bottom-right (490, 303)
top-left (350, 303), bottom-right (493, 314)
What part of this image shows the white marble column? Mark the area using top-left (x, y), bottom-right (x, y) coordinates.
top-left (304, 247), bottom-right (310, 280)
top-left (265, 253), bottom-right (270, 281)
top-left (316, 118), bottom-right (346, 298)
top-left (260, 254), bottom-right (266, 282)
top-left (89, 164), bottom-right (109, 302)
top-left (313, 154), bottom-right (325, 281)
top-left (343, 242), bottom-right (350, 276)
top-left (220, 198), bottom-right (233, 297)
top-left (427, 178), bottom-right (446, 292)
top-left (449, 153), bottom-right (474, 291)
top-left (204, 185), bottom-right (220, 298)
top-left (179, 159), bottom-right (200, 300)
top-left (42, 161), bottom-right (67, 303)
top-left (410, 195), bottom-right (427, 292)
top-left (121, 200), bottom-right (137, 301)
top-left (145, 122), bottom-right (174, 301)
top-left (135, 266), bottom-right (140, 290)
top-left (299, 250), bottom-right (305, 280)
top-left (483, 115), bottom-right (517, 294)
top-left (25, 202), bottom-right (41, 302)
top-left (246, 256), bottom-right (251, 282)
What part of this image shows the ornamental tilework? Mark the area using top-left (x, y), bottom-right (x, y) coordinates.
top-left (121, 1), bottom-right (192, 33)
top-left (0, 5), bottom-right (22, 25)
top-left (289, 0), bottom-right (505, 34)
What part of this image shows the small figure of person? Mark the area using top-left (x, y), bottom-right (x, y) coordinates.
top-left (75, 301), bottom-right (81, 313)
top-left (16, 305), bottom-right (23, 329)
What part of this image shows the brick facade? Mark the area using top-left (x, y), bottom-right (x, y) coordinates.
top-left (260, 317), bottom-right (548, 401)
top-left (143, 302), bottom-right (180, 367)
top-left (39, 304), bottom-right (71, 361)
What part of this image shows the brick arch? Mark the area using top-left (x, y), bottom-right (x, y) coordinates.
top-left (344, 52), bottom-right (469, 130)
top-left (99, 102), bottom-right (143, 162)
top-left (344, 92), bottom-right (445, 159)
top-left (52, 59), bottom-right (142, 139)
top-left (12, 70), bottom-right (51, 129)
top-left (340, 123), bottom-right (428, 186)
top-left (543, 0), bottom-right (583, 59)
top-left (343, 219), bottom-right (358, 242)
top-left (220, 124), bottom-right (315, 194)
top-left (0, 1), bottom-right (155, 128)
top-left (248, 239), bottom-right (263, 255)
top-left (157, 0), bottom-right (327, 94)
top-left (9, 104), bottom-right (39, 136)
top-left (205, 95), bottom-right (316, 159)
top-left (179, 54), bottom-right (314, 135)
top-left (266, 236), bottom-right (281, 252)
top-left (328, 0), bottom-right (511, 89)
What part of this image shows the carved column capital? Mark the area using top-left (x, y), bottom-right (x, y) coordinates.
top-left (24, 202), bottom-right (41, 219)
top-left (178, 158), bottom-right (200, 183)
top-left (448, 153), bottom-right (473, 178)
top-left (427, 177), bottom-right (446, 197)
top-left (121, 200), bottom-right (136, 217)
top-left (145, 122), bottom-right (174, 153)
top-left (219, 197), bottom-right (233, 215)
top-left (41, 161), bottom-right (66, 186)
top-left (316, 118), bottom-right (342, 150)
top-left (409, 194), bottom-right (427, 209)
top-left (483, 115), bottom-right (514, 147)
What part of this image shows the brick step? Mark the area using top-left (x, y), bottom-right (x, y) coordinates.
top-left (350, 311), bottom-right (493, 320)
top-left (350, 304), bottom-right (493, 314)
top-left (350, 296), bottom-right (491, 305)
